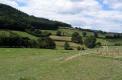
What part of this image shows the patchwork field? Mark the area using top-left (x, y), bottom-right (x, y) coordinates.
top-left (0, 3), bottom-right (122, 80)
top-left (0, 47), bottom-right (122, 80)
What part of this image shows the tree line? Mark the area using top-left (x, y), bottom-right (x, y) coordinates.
top-left (0, 31), bottom-right (56, 49)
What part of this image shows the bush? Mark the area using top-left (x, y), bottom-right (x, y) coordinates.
top-left (81, 47), bottom-right (85, 50)
top-left (77, 46), bottom-right (81, 50)
top-left (77, 46), bottom-right (85, 50)
top-left (64, 42), bottom-right (72, 50)
top-left (56, 31), bottom-right (62, 36)
top-left (105, 33), bottom-right (121, 39)
top-left (114, 43), bottom-right (121, 46)
top-left (0, 31), bottom-right (56, 49)
top-left (26, 29), bottom-right (42, 37)
top-left (82, 32), bottom-right (87, 37)
top-left (84, 36), bottom-right (96, 48)
top-left (96, 42), bottom-right (102, 47)
top-left (71, 32), bottom-right (83, 44)
top-left (38, 37), bottom-right (56, 49)
top-left (41, 31), bottom-right (52, 37)
top-left (0, 34), bottom-right (38, 48)
top-left (93, 32), bottom-right (98, 38)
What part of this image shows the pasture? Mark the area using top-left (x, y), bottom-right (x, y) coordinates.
top-left (0, 47), bottom-right (122, 80)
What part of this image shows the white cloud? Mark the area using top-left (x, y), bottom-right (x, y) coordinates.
top-left (0, 0), bottom-right (122, 32)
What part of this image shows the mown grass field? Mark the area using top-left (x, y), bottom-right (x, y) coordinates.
top-left (0, 47), bottom-right (122, 80)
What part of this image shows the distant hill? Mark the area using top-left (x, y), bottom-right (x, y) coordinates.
top-left (0, 3), bottom-right (71, 31)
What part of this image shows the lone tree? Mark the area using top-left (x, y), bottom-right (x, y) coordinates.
top-left (56, 31), bottom-right (62, 36)
top-left (84, 36), bottom-right (96, 48)
top-left (82, 32), bottom-right (87, 37)
top-left (93, 32), bottom-right (98, 38)
top-left (77, 46), bottom-right (81, 50)
top-left (71, 32), bottom-right (83, 44)
top-left (64, 42), bottom-right (72, 50)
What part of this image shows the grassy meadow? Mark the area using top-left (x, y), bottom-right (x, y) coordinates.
top-left (0, 47), bottom-right (122, 80)
top-left (0, 29), bottom-right (122, 80)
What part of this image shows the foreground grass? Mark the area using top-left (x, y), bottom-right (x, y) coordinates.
top-left (0, 48), bottom-right (122, 80)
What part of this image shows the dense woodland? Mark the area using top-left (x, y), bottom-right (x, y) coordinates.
top-left (0, 3), bottom-right (71, 31)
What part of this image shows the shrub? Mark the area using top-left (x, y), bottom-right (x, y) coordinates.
top-left (0, 34), bottom-right (38, 48)
top-left (96, 42), bottom-right (102, 47)
top-left (105, 33), bottom-right (121, 39)
top-left (41, 31), bottom-right (52, 37)
top-left (26, 29), bottom-right (42, 37)
top-left (71, 32), bottom-right (83, 44)
top-left (77, 46), bottom-right (81, 50)
top-left (82, 32), bottom-right (87, 37)
top-left (33, 29), bottom-right (42, 37)
top-left (64, 42), bottom-right (72, 50)
top-left (93, 32), bottom-right (98, 38)
top-left (56, 31), bottom-right (62, 36)
top-left (84, 36), bottom-right (96, 48)
top-left (114, 43), bottom-right (121, 46)
top-left (38, 37), bottom-right (56, 49)
top-left (0, 31), bottom-right (57, 49)
top-left (81, 47), bottom-right (85, 50)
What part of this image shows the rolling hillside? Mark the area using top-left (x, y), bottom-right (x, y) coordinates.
top-left (0, 3), bottom-right (122, 49)
top-left (0, 3), bottom-right (122, 80)
top-left (0, 28), bottom-right (121, 49)
top-left (0, 3), bottom-right (71, 31)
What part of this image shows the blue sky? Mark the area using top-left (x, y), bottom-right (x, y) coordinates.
top-left (0, 0), bottom-right (122, 32)
top-left (15, 0), bottom-right (27, 7)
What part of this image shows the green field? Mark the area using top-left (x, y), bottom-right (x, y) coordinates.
top-left (41, 28), bottom-right (94, 37)
top-left (0, 30), bottom-right (38, 40)
top-left (0, 47), bottom-right (122, 80)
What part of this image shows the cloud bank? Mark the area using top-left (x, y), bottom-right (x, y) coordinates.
top-left (0, 0), bottom-right (122, 32)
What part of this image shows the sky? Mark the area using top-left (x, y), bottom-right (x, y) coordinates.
top-left (0, 0), bottom-right (122, 33)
